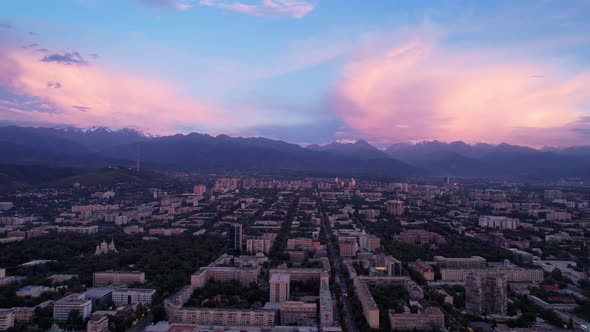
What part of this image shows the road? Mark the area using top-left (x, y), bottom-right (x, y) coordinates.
top-left (319, 199), bottom-right (359, 332)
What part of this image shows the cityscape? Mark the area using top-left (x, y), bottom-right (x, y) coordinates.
top-left (1, 1), bottom-right (590, 332)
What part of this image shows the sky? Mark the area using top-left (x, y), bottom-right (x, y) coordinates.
top-left (1, 0), bottom-right (590, 148)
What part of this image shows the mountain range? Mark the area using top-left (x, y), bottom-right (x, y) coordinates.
top-left (1, 125), bottom-right (590, 179)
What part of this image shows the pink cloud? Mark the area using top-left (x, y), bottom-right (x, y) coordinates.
top-left (0, 45), bottom-right (227, 134)
top-left (330, 37), bottom-right (590, 147)
top-left (199, 0), bottom-right (315, 18)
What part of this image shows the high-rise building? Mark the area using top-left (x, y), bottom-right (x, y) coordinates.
top-left (193, 184), bottom-right (207, 196)
top-left (465, 272), bottom-right (484, 315)
top-left (228, 223), bottom-right (243, 252)
top-left (386, 200), bottom-right (404, 216)
top-left (465, 272), bottom-right (507, 316)
top-left (270, 273), bottom-right (290, 303)
top-left (484, 274), bottom-right (508, 315)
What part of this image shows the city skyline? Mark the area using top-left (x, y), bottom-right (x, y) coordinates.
top-left (1, 1), bottom-right (590, 147)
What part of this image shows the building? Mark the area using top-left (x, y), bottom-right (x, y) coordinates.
top-left (148, 228), bottom-right (186, 236)
top-left (399, 230), bottom-right (446, 245)
top-left (112, 288), bottom-right (156, 306)
top-left (0, 202), bottom-right (13, 211)
top-left (93, 271), bottom-right (145, 286)
top-left (388, 307), bottom-right (444, 331)
top-left (270, 273), bottom-right (290, 303)
top-left (228, 223), bottom-right (243, 252)
top-left (167, 307), bottom-right (275, 327)
top-left (386, 200), bottom-right (404, 216)
top-left (87, 315), bottom-right (109, 332)
top-left (338, 238), bottom-right (358, 258)
top-left (11, 307), bottom-right (34, 323)
top-left (123, 225), bottom-right (144, 235)
top-left (0, 310), bottom-right (14, 331)
top-left (465, 272), bottom-right (484, 315)
top-left (16, 285), bottom-right (53, 297)
top-left (191, 266), bottom-right (260, 288)
top-left (84, 288), bottom-right (113, 305)
top-left (280, 301), bottom-right (317, 325)
top-left (193, 184), bottom-right (207, 196)
top-left (384, 256), bottom-right (402, 276)
top-left (465, 272), bottom-right (508, 316)
top-left (367, 235), bottom-right (381, 252)
top-left (286, 238), bottom-right (313, 251)
top-left (319, 273), bottom-right (334, 328)
top-left (479, 216), bottom-right (520, 230)
top-left (434, 256), bottom-right (487, 269)
top-left (353, 278), bottom-right (379, 329)
top-left (56, 226), bottom-right (98, 234)
top-left (440, 267), bottom-right (543, 282)
top-left (246, 237), bottom-right (273, 254)
top-left (410, 261), bottom-right (435, 281)
top-left (53, 293), bottom-right (93, 321)
top-left (114, 215), bottom-right (128, 225)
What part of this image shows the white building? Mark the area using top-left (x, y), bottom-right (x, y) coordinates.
top-left (112, 288), bottom-right (156, 306)
top-left (0, 310), bottom-right (14, 331)
top-left (53, 293), bottom-right (92, 321)
top-left (478, 216), bottom-right (519, 230)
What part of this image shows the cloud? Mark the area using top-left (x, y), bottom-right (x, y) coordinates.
top-left (137, 0), bottom-right (194, 10)
top-left (42, 52), bottom-right (88, 65)
top-left (47, 81), bottom-right (62, 89)
top-left (0, 44), bottom-right (227, 134)
top-left (72, 105), bottom-right (91, 112)
top-left (22, 43), bottom-right (39, 50)
top-left (0, 23), bottom-right (11, 29)
top-left (199, 0), bottom-right (315, 18)
top-left (329, 36), bottom-right (590, 147)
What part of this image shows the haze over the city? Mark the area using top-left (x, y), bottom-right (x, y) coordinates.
top-left (1, 0), bottom-right (590, 147)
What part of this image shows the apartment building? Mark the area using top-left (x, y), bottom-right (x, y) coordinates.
top-left (87, 315), bottom-right (109, 332)
top-left (0, 310), bottom-right (14, 331)
top-left (388, 307), bottom-right (444, 331)
top-left (286, 238), bottom-right (313, 251)
top-left (269, 273), bottom-right (290, 303)
top-left (434, 256), bottom-right (487, 269)
top-left (112, 288), bottom-right (156, 306)
top-left (280, 301), bottom-right (317, 326)
top-left (191, 266), bottom-right (260, 288)
top-left (399, 230), bottom-right (446, 245)
top-left (93, 271), bottom-right (146, 286)
top-left (441, 267), bottom-right (543, 282)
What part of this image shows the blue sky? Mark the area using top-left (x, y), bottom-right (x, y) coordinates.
top-left (0, 0), bottom-right (589, 147)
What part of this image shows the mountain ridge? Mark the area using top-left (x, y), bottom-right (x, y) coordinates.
top-left (2, 125), bottom-right (590, 178)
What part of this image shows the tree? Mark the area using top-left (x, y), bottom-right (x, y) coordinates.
top-left (64, 309), bottom-right (84, 330)
top-left (551, 268), bottom-right (563, 282)
top-left (152, 304), bottom-right (166, 322)
top-left (37, 317), bottom-right (54, 330)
